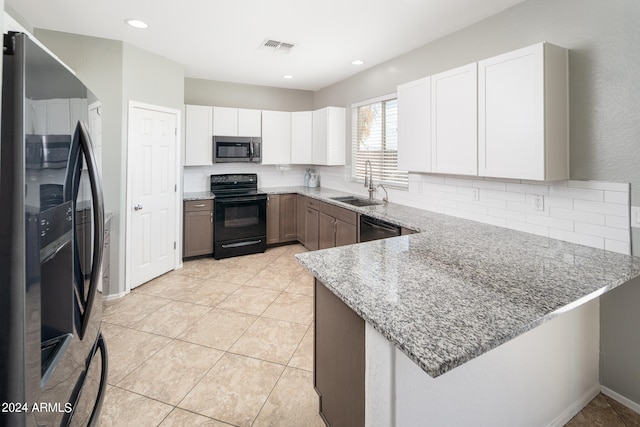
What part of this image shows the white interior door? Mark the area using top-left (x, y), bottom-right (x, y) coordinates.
top-left (129, 105), bottom-right (177, 288)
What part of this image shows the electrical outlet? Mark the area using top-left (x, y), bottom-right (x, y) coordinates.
top-left (472, 188), bottom-right (480, 201)
top-left (534, 195), bottom-right (545, 211)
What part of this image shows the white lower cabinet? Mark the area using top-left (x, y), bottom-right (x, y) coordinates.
top-left (430, 63), bottom-right (478, 176)
top-left (397, 77), bottom-right (431, 173)
top-left (261, 110), bottom-right (292, 164)
top-left (478, 42), bottom-right (568, 180)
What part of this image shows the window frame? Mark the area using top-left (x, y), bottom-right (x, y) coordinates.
top-left (350, 93), bottom-right (408, 190)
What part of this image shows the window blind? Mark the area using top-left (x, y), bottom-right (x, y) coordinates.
top-left (351, 97), bottom-right (408, 188)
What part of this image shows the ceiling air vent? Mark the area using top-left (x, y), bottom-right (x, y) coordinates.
top-left (259, 39), bottom-right (296, 53)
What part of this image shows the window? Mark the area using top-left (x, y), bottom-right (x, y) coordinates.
top-left (351, 95), bottom-right (408, 188)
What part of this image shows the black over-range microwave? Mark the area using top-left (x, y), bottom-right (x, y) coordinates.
top-left (213, 136), bottom-right (262, 163)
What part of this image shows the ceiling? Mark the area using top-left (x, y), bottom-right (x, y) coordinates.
top-left (7, 0), bottom-right (526, 91)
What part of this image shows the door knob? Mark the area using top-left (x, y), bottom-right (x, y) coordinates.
top-left (134, 204), bottom-right (143, 211)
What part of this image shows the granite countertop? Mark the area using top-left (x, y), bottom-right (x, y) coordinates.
top-left (267, 186), bottom-right (640, 378)
top-left (183, 191), bottom-right (215, 201)
top-left (180, 185), bottom-right (640, 377)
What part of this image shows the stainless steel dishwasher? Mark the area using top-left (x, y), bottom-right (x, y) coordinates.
top-left (359, 215), bottom-right (401, 242)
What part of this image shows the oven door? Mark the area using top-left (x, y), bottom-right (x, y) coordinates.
top-left (214, 195), bottom-right (266, 251)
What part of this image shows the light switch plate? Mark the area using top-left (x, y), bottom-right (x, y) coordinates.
top-left (631, 206), bottom-right (640, 228)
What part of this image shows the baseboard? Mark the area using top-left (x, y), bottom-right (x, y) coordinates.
top-left (548, 384), bottom-right (601, 427)
top-left (102, 290), bottom-right (129, 301)
top-left (601, 385), bottom-right (640, 415)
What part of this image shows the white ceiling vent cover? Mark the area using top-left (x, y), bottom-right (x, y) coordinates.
top-left (259, 39), bottom-right (296, 53)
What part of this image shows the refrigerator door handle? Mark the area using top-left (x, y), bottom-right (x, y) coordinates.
top-left (87, 333), bottom-right (108, 427)
top-left (76, 121), bottom-right (105, 339)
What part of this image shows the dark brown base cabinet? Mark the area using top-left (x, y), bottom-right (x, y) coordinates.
top-left (267, 193), bottom-right (298, 245)
top-left (303, 196), bottom-right (357, 251)
top-left (315, 280), bottom-right (365, 427)
top-left (266, 194), bottom-right (281, 245)
top-left (183, 200), bottom-right (214, 257)
top-left (279, 194), bottom-right (298, 242)
top-left (296, 194), bottom-right (306, 244)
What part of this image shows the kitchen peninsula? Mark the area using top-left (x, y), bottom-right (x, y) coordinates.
top-left (287, 188), bottom-right (640, 427)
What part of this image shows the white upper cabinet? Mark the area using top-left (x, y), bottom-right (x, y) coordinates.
top-left (212, 106), bottom-right (238, 136)
top-left (261, 110), bottom-right (292, 164)
top-left (312, 107), bottom-right (346, 166)
top-left (397, 77), bottom-right (431, 173)
top-left (238, 108), bottom-right (262, 137)
top-left (478, 42), bottom-right (568, 180)
top-left (291, 111), bottom-right (313, 164)
top-left (185, 104), bottom-right (213, 166)
top-left (431, 63), bottom-right (478, 175)
top-left (212, 107), bottom-right (261, 137)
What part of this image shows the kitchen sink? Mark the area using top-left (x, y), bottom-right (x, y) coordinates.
top-left (330, 196), bottom-right (383, 207)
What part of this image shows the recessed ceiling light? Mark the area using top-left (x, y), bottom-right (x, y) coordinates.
top-left (125, 19), bottom-right (149, 29)
top-left (352, 59), bottom-right (365, 66)
top-left (283, 74), bottom-right (294, 79)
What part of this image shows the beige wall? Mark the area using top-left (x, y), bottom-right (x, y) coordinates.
top-left (185, 77), bottom-right (313, 111)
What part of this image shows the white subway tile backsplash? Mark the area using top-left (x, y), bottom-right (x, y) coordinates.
top-left (550, 207), bottom-right (605, 226)
top-left (526, 214), bottom-right (574, 231)
top-left (549, 186), bottom-right (604, 202)
top-left (570, 233), bottom-right (609, 250)
top-left (506, 220), bottom-right (550, 238)
top-left (457, 202), bottom-right (489, 215)
top-left (604, 190), bottom-right (629, 205)
top-left (506, 182), bottom-right (550, 196)
top-left (191, 165), bottom-right (631, 255)
top-left (568, 180), bottom-right (629, 192)
top-left (473, 213), bottom-right (507, 228)
top-left (486, 190), bottom-right (527, 202)
top-left (487, 207), bottom-right (527, 222)
top-left (605, 239), bottom-right (631, 255)
top-left (549, 229), bottom-right (605, 250)
top-left (574, 199), bottom-right (629, 217)
top-left (472, 179), bottom-right (507, 191)
top-left (605, 215), bottom-right (630, 230)
top-left (545, 196), bottom-right (574, 209)
top-left (444, 177), bottom-right (474, 187)
top-left (444, 207), bottom-right (475, 221)
top-left (574, 222), bottom-right (630, 242)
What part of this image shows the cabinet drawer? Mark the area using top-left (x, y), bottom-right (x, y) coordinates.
top-left (305, 197), bottom-right (321, 211)
top-left (320, 201), bottom-right (357, 226)
top-left (184, 200), bottom-right (213, 212)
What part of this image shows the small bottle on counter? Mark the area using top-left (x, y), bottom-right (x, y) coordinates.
top-left (309, 173), bottom-right (320, 188)
top-left (304, 168), bottom-right (311, 187)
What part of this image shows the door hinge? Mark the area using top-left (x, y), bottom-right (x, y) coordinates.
top-left (175, 128), bottom-right (177, 136)
top-left (175, 184), bottom-right (177, 192)
top-left (174, 241), bottom-right (176, 250)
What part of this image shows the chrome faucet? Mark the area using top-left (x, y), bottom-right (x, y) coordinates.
top-left (364, 160), bottom-right (375, 200)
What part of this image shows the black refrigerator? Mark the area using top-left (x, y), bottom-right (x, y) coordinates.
top-left (0, 32), bottom-right (108, 426)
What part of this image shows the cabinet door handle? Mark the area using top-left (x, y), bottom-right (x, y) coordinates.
top-left (193, 203), bottom-right (206, 208)
top-left (210, 212), bottom-right (213, 223)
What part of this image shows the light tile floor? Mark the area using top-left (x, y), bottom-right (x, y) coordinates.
top-left (100, 244), bottom-right (324, 427)
top-left (99, 243), bottom-right (640, 426)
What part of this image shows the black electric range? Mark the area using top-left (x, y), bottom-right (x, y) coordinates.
top-left (210, 174), bottom-right (267, 259)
